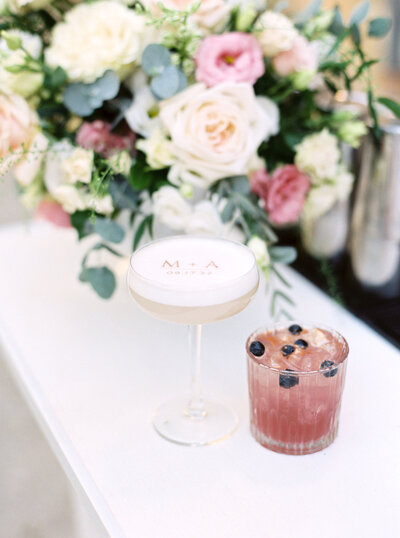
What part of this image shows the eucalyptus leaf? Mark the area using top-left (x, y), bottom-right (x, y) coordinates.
top-left (151, 65), bottom-right (181, 99)
top-left (269, 246), bottom-right (297, 265)
top-left (63, 84), bottom-right (95, 116)
top-left (228, 175), bottom-right (250, 195)
top-left (109, 178), bottom-right (139, 210)
top-left (70, 210), bottom-right (94, 239)
top-left (295, 0), bottom-right (322, 24)
top-left (220, 199), bottom-right (235, 223)
top-left (142, 44), bottom-right (171, 77)
top-left (329, 6), bottom-right (345, 36)
top-left (96, 70), bottom-right (120, 100)
top-left (368, 17), bottom-right (392, 38)
top-left (349, 1), bottom-right (370, 26)
top-left (93, 218), bottom-right (125, 243)
top-left (79, 267), bottom-right (116, 299)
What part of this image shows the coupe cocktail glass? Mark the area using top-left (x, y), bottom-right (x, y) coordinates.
top-left (246, 322), bottom-right (349, 455)
top-left (128, 235), bottom-right (259, 446)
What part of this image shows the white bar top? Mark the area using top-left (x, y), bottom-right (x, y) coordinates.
top-left (0, 222), bottom-right (399, 538)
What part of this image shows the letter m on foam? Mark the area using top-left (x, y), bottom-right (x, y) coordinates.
top-left (162, 260), bottom-right (179, 268)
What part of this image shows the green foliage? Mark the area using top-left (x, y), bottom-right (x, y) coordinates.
top-left (79, 267), bottom-right (116, 299)
top-left (348, 2), bottom-right (370, 26)
top-left (141, 44), bottom-right (187, 99)
top-left (129, 152), bottom-right (169, 193)
top-left (63, 70), bottom-right (120, 117)
top-left (108, 176), bottom-right (140, 211)
top-left (133, 214), bottom-right (153, 250)
top-left (93, 218), bottom-right (125, 244)
top-left (377, 97), bottom-right (400, 119)
top-left (70, 210), bottom-right (94, 240)
top-left (368, 18), bottom-right (392, 38)
top-left (269, 246), bottom-right (297, 265)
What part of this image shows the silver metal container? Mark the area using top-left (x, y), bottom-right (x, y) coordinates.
top-left (350, 120), bottom-right (400, 297)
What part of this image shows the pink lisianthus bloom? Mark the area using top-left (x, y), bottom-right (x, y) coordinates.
top-left (272, 35), bottom-right (318, 77)
top-left (76, 120), bottom-right (136, 158)
top-left (251, 165), bottom-right (310, 225)
top-left (195, 32), bottom-right (265, 86)
top-left (35, 199), bottom-right (72, 228)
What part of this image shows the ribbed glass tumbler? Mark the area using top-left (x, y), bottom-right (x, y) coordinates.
top-left (246, 326), bottom-right (348, 455)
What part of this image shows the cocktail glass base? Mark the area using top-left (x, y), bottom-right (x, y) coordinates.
top-left (250, 422), bottom-right (339, 455)
top-left (153, 399), bottom-right (239, 446)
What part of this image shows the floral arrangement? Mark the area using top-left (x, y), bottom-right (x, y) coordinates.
top-left (1, 0), bottom-right (398, 314)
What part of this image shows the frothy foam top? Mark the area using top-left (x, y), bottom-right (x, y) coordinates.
top-left (128, 236), bottom-right (259, 306)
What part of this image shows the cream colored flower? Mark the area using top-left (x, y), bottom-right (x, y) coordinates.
top-left (142, 0), bottom-right (231, 32)
top-left (8, 0), bottom-right (51, 14)
top-left (159, 82), bottom-right (275, 188)
top-left (137, 127), bottom-right (175, 170)
top-left (86, 194), bottom-right (114, 215)
top-left (44, 140), bottom-right (112, 215)
top-left (302, 185), bottom-right (338, 220)
top-left (0, 92), bottom-right (39, 176)
top-left (185, 200), bottom-right (223, 235)
top-left (13, 132), bottom-right (48, 187)
top-left (61, 147), bottom-right (93, 185)
top-left (247, 236), bottom-right (270, 268)
top-left (108, 150), bottom-right (132, 176)
top-left (45, 1), bottom-right (147, 83)
top-left (295, 129), bottom-right (340, 183)
top-left (52, 184), bottom-right (87, 214)
top-left (254, 11), bottom-right (298, 58)
top-left (125, 83), bottom-right (160, 138)
top-left (152, 186), bottom-right (191, 231)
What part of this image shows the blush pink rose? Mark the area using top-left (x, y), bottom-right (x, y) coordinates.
top-left (272, 35), bottom-right (318, 77)
top-left (35, 199), bottom-right (71, 228)
top-left (250, 168), bottom-right (270, 199)
top-left (195, 32), bottom-right (265, 86)
top-left (76, 120), bottom-right (136, 158)
top-left (0, 94), bottom-right (38, 174)
top-left (252, 165), bottom-right (310, 225)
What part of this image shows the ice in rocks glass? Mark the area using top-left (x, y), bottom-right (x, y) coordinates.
top-left (128, 235), bottom-right (259, 446)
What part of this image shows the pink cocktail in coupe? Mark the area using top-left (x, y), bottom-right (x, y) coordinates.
top-left (246, 322), bottom-right (349, 455)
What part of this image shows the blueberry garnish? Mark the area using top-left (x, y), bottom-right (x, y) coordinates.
top-left (288, 324), bottom-right (302, 335)
top-left (249, 340), bottom-right (265, 357)
top-left (320, 360), bottom-right (338, 377)
top-left (281, 344), bottom-right (295, 356)
top-left (294, 339), bottom-right (308, 349)
top-left (279, 369), bottom-right (299, 389)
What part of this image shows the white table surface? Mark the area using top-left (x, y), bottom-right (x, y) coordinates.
top-left (0, 222), bottom-right (399, 538)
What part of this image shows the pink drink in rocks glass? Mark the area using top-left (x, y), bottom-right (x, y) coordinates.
top-left (246, 322), bottom-right (349, 455)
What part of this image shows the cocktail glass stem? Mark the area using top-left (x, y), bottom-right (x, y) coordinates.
top-left (186, 324), bottom-right (206, 419)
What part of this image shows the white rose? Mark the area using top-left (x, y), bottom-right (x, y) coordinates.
top-left (335, 165), bottom-right (354, 201)
top-left (254, 11), bottom-right (298, 58)
top-left (52, 184), bottom-right (87, 214)
top-left (45, 2), bottom-right (147, 83)
top-left (107, 150), bottom-right (132, 176)
top-left (61, 147), bottom-right (93, 185)
top-left (142, 0), bottom-right (231, 32)
top-left (137, 127), bottom-right (175, 170)
top-left (86, 194), bottom-right (114, 216)
top-left (152, 186), bottom-right (191, 231)
top-left (8, 0), bottom-right (51, 14)
top-left (295, 129), bottom-right (340, 183)
top-left (247, 236), bottom-right (270, 268)
top-left (125, 84), bottom-right (160, 138)
top-left (256, 96), bottom-right (280, 139)
top-left (302, 185), bottom-right (338, 220)
top-left (185, 200), bottom-right (223, 235)
top-left (13, 132), bottom-right (48, 186)
top-left (159, 82), bottom-right (274, 188)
